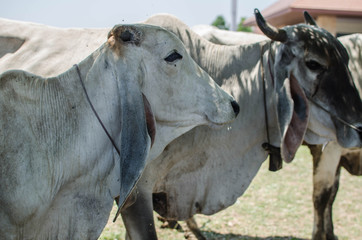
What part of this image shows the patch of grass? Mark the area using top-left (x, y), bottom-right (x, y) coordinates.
top-left (99, 146), bottom-right (362, 239)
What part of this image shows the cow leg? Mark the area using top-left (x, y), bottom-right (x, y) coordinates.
top-left (156, 216), bottom-right (205, 240)
top-left (185, 217), bottom-right (206, 240)
top-left (324, 165), bottom-right (341, 240)
top-left (310, 142), bottom-right (342, 240)
top-left (340, 149), bottom-right (362, 176)
top-left (121, 188), bottom-right (157, 240)
top-left (157, 216), bottom-right (183, 231)
top-left (309, 144), bottom-right (326, 240)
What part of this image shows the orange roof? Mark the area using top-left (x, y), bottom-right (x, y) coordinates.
top-left (244, 0), bottom-right (362, 26)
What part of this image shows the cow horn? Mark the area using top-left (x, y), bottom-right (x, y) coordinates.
top-left (254, 8), bottom-right (287, 42)
top-left (304, 11), bottom-right (318, 26)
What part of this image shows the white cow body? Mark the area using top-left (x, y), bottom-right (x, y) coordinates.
top-left (0, 21), bottom-right (237, 239)
top-left (0, 18), bottom-right (108, 76)
top-left (191, 24), bottom-right (267, 45)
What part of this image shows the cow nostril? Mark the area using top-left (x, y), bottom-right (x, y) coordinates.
top-left (231, 100), bottom-right (240, 117)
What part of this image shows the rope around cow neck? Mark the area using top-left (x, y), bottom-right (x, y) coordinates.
top-left (74, 64), bottom-right (121, 156)
top-left (260, 42), bottom-right (283, 172)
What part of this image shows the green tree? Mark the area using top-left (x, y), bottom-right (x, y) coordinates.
top-left (212, 15), bottom-right (229, 30)
top-left (237, 17), bottom-right (252, 32)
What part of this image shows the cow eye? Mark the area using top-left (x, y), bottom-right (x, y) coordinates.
top-left (164, 51), bottom-right (183, 63)
top-left (306, 60), bottom-right (324, 71)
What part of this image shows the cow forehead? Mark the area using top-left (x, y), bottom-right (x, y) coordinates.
top-left (142, 25), bottom-right (183, 49)
top-left (108, 24), bottom-right (183, 58)
top-left (286, 24), bottom-right (349, 64)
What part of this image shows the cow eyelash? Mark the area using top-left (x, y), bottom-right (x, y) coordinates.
top-left (164, 51), bottom-right (183, 63)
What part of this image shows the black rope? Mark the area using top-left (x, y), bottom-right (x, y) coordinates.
top-left (260, 43), bottom-right (283, 172)
top-left (74, 64), bottom-right (121, 156)
top-left (260, 43), bottom-right (271, 144)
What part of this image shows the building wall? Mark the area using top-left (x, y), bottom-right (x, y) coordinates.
top-left (250, 14), bottom-right (362, 37)
top-left (336, 17), bottom-right (362, 36)
top-left (317, 15), bottom-right (337, 36)
top-left (316, 15), bottom-right (362, 36)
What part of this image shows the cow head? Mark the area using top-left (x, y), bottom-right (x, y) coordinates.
top-left (255, 9), bottom-right (362, 162)
top-left (104, 24), bottom-right (238, 214)
top-left (107, 24), bottom-right (239, 158)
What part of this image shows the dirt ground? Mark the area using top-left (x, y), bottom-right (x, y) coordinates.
top-left (100, 146), bottom-right (362, 240)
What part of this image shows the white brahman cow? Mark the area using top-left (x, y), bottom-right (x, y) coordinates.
top-left (193, 19), bottom-right (362, 240)
top-left (0, 22), bottom-right (239, 239)
top-left (131, 9), bottom-right (362, 240)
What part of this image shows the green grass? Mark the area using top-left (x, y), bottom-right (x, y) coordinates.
top-left (99, 146), bottom-right (362, 240)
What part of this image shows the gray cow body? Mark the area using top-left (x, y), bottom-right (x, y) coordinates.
top-left (134, 12), bottom-right (362, 240)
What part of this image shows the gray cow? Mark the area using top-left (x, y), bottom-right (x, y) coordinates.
top-left (132, 10), bottom-right (362, 240)
top-left (0, 23), bottom-right (238, 239)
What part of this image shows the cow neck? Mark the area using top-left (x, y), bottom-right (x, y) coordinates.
top-left (260, 41), bottom-right (283, 171)
top-left (187, 38), bottom-right (275, 117)
top-left (62, 45), bottom-right (123, 159)
top-left (74, 64), bottom-right (121, 156)
top-left (26, 50), bottom-right (101, 158)
top-left (200, 41), bottom-right (268, 84)
top-left (200, 40), bottom-right (283, 171)
top-left (189, 38), bottom-right (281, 159)
top-left (173, 25), bottom-right (266, 86)
top-left (175, 27), bottom-right (281, 156)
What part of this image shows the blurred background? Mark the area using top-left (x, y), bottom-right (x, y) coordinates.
top-left (0, 0), bottom-right (270, 28)
top-left (2, 0), bottom-right (362, 36)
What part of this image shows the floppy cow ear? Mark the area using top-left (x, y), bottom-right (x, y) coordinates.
top-left (274, 51), bottom-right (309, 163)
top-left (113, 75), bottom-right (156, 221)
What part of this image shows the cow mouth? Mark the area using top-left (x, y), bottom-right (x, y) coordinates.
top-left (155, 113), bottom-right (233, 130)
top-left (205, 115), bottom-right (234, 129)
